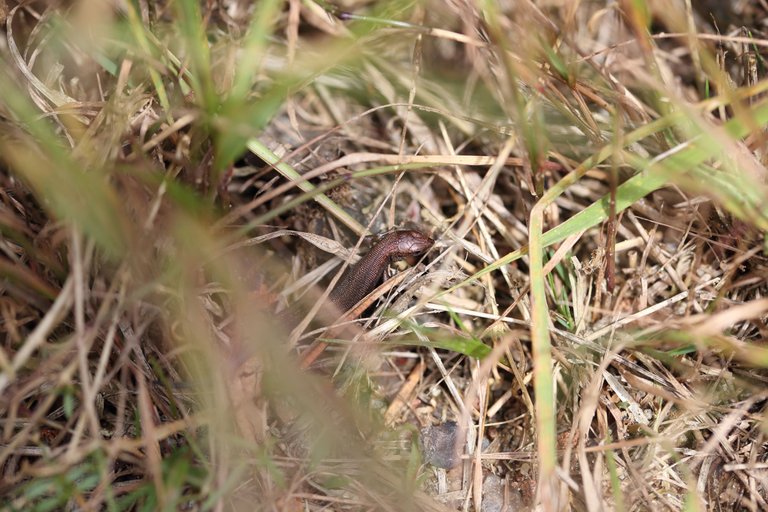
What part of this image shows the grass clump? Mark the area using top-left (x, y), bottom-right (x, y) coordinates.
top-left (1, 0), bottom-right (768, 510)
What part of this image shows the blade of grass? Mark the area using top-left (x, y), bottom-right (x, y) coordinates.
top-left (246, 138), bottom-right (368, 235)
top-left (122, 2), bottom-right (172, 116)
top-left (227, 0), bottom-right (283, 104)
top-left (173, 0), bottom-right (217, 114)
top-left (605, 447), bottom-right (625, 511)
top-left (529, 195), bottom-right (558, 504)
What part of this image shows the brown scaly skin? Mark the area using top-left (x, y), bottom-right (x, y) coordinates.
top-left (328, 229), bottom-right (434, 313)
top-left (297, 229), bottom-right (433, 369)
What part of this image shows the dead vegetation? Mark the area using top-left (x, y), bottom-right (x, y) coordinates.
top-left (2, 0), bottom-right (768, 510)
